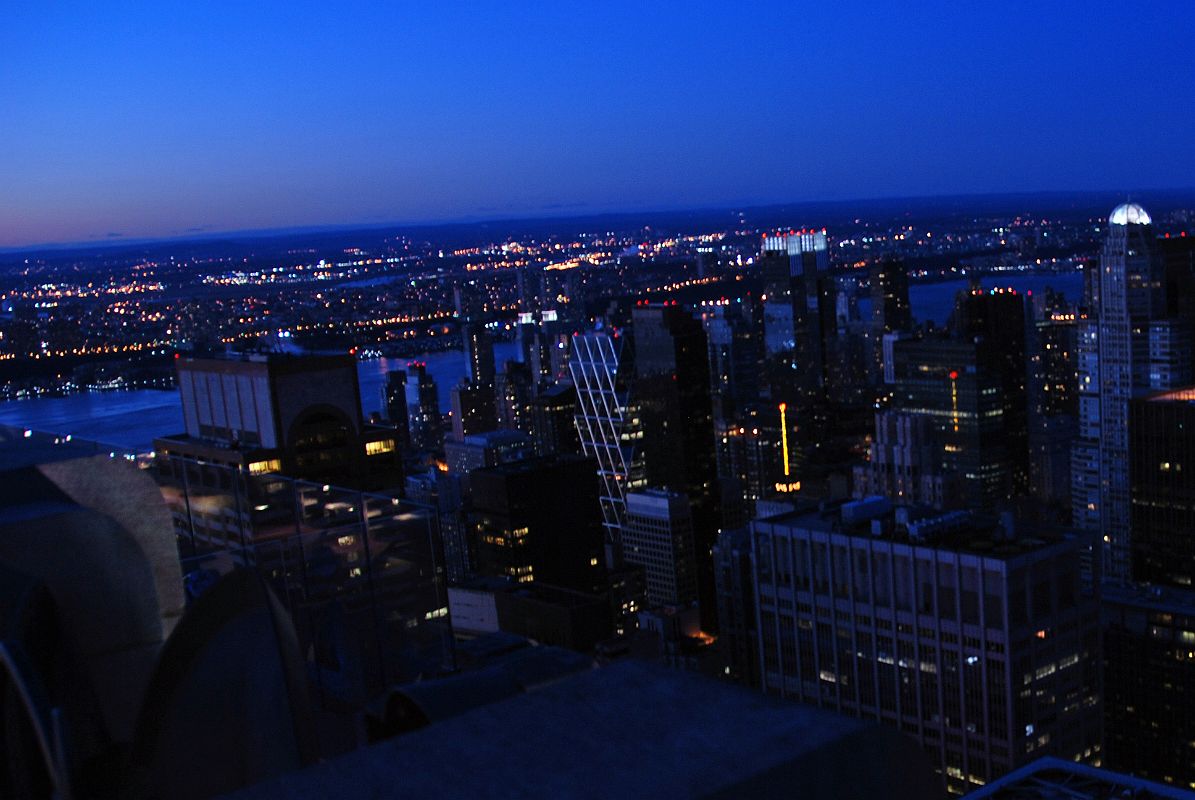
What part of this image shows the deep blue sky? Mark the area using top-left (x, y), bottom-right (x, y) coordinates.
top-left (3, 1), bottom-right (1194, 248)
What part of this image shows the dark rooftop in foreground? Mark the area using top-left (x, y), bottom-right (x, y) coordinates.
top-left (224, 661), bottom-right (942, 800)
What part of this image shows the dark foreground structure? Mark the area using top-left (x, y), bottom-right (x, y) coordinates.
top-left (227, 660), bottom-right (943, 800)
top-left (0, 432), bottom-right (942, 799)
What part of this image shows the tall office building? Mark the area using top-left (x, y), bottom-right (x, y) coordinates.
top-left (870, 256), bottom-right (913, 378)
top-left (1026, 293), bottom-right (1078, 514)
top-left (405, 361), bottom-right (443, 451)
top-left (951, 288), bottom-right (1030, 494)
top-left (462, 322), bottom-right (497, 390)
top-left (703, 301), bottom-right (762, 422)
top-left (494, 359), bottom-right (534, 435)
top-left (712, 526), bottom-right (759, 688)
top-left (382, 369), bottom-right (411, 450)
top-left (714, 401), bottom-right (795, 517)
top-left (1130, 388), bottom-right (1195, 588)
top-left (450, 379), bottom-right (498, 441)
top-left (570, 329), bottom-right (646, 563)
top-left (1102, 584), bottom-right (1195, 788)
top-left (622, 489), bottom-right (699, 608)
top-left (759, 229), bottom-right (835, 403)
top-left (529, 382), bottom-right (580, 456)
top-left (470, 454), bottom-right (607, 596)
top-left (443, 429), bottom-right (536, 476)
top-left (889, 336), bottom-right (1017, 510)
top-left (852, 410), bottom-right (957, 508)
top-left (751, 500), bottom-right (1101, 794)
top-left (632, 304), bottom-right (723, 631)
top-left (1072, 203), bottom-right (1162, 582)
top-left (871, 256), bottom-right (913, 336)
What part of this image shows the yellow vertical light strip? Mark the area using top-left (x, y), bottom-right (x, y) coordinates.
top-left (949, 370), bottom-right (959, 433)
top-left (779, 402), bottom-right (790, 477)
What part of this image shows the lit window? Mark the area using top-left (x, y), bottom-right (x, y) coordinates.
top-left (248, 459), bottom-right (282, 475)
top-left (365, 439), bottom-right (396, 456)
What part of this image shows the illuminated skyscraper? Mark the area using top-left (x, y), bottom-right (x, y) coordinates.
top-left (570, 329), bottom-right (645, 564)
top-left (462, 322), bottom-right (496, 390)
top-left (1072, 203), bottom-right (1161, 582)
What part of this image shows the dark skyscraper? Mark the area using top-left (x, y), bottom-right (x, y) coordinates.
top-left (952, 287), bottom-right (1030, 494)
top-left (1130, 388), bottom-right (1195, 588)
top-left (632, 303), bottom-right (722, 630)
top-left (759, 230), bottom-right (835, 403)
top-left (1026, 291), bottom-right (1079, 514)
top-left (712, 526), bottom-right (759, 688)
top-left (870, 256), bottom-right (912, 334)
top-left (703, 301), bottom-right (762, 422)
top-left (450, 379), bottom-right (498, 441)
top-left (405, 361), bottom-right (442, 451)
top-left (869, 256), bottom-right (912, 377)
top-left (889, 336), bottom-right (1018, 510)
top-left (494, 358), bottom-right (534, 435)
top-left (470, 454), bottom-right (607, 596)
top-left (529, 382), bottom-right (580, 456)
top-left (383, 369), bottom-right (411, 450)
top-left (1102, 584), bottom-right (1195, 789)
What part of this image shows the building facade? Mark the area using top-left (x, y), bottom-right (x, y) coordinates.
top-left (622, 489), bottom-right (699, 609)
top-left (750, 501), bottom-right (1101, 794)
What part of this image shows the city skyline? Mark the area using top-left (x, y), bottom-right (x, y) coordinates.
top-left (4, 1), bottom-right (1195, 248)
top-left (5, 2), bottom-right (1195, 795)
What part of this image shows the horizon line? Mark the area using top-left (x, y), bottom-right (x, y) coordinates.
top-left (4, 185), bottom-right (1194, 257)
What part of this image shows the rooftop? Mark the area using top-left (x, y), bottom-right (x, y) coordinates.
top-left (756, 498), bottom-right (1064, 559)
top-left (460, 429), bottom-right (536, 448)
top-left (1101, 581), bottom-right (1195, 615)
top-left (225, 661), bottom-right (940, 800)
top-left (1109, 202), bottom-right (1152, 226)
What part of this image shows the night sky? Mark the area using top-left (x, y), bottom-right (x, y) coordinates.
top-left (3, 1), bottom-right (1194, 248)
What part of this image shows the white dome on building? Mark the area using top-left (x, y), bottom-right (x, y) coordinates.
top-left (1109, 203), bottom-right (1151, 226)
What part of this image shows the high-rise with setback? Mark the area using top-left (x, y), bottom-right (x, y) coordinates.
top-left (1072, 203), bottom-right (1162, 582)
